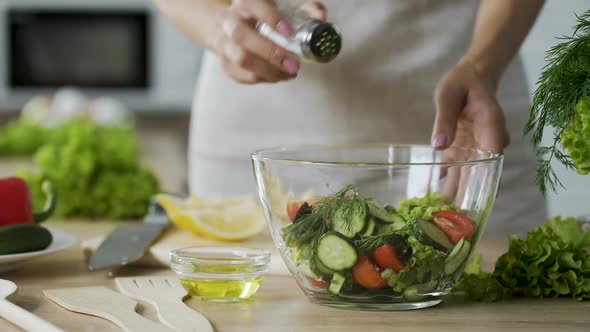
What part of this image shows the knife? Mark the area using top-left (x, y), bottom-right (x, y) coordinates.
top-left (88, 197), bottom-right (169, 271)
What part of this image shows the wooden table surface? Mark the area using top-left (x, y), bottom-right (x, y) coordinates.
top-left (1, 220), bottom-right (589, 332)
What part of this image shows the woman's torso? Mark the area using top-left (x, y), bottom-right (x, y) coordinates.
top-left (188, 0), bottom-right (546, 234)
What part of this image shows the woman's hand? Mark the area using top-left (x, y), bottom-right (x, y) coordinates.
top-left (432, 62), bottom-right (509, 201)
top-left (431, 62), bottom-right (510, 153)
top-left (214, 0), bottom-right (326, 84)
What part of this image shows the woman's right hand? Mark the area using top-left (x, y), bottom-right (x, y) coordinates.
top-left (214, 0), bottom-right (326, 84)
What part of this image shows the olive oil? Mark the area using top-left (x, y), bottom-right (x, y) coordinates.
top-left (170, 246), bottom-right (271, 302)
top-left (180, 276), bottom-right (263, 301)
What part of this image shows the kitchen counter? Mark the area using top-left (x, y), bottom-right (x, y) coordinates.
top-left (1, 220), bottom-right (589, 332)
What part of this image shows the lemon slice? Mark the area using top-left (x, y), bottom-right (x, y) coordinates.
top-left (156, 193), bottom-right (266, 241)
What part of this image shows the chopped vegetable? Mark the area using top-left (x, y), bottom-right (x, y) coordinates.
top-left (287, 199), bottom-right (317, 222)
top-left (282, 184), bottom-right (474, 298)
top-left (411, 218), bottom-right (454, 251)
top-left (316, 232), bottom-right (358, 271)
top-left (453, 216), bottom-right (590, 301)
top-left (397, 191), bottom-right (459, 221)
top-left (305, 276), bottom-right (328, 290)
top-left (444, 239), bottom-right (472, 276)
top-left (354, 231), bottom-right (406, 254)
top-left (329, 272), bottom-right (346, 294)
top-left (330, 198), bottom-right (368, 238)
top-left (367, 199), bottom-right (404, 224)
top-left (361, 218), bottom-right (378, 236)
top-left (373, 244), bottom-right (406, 272)
top-left (432, 211), bottom-right (476, 244)
top-left (391, 238), bottom-right (446, 292)
top-left (352, 256), bottom-right (387, 289)
top-left (287, 200), bottom-right (305, 222)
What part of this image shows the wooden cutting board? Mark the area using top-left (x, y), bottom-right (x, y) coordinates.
top-left (81, 227), bottom-right (290, 275)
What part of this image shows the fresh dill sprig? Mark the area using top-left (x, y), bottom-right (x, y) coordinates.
top-left (355, 231), bottom-right (405, 254)
top-left (282, 184), bottom-right (358, 247)
top-left (330, 197), bottom-right (368, 233)
top-left (281, 211), bottom-right (322, 247)
top-left (525, 9), bottom-right (590, 193)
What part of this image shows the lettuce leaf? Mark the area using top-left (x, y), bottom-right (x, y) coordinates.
top-left (397, 191), bottom-right (459, 222)
top-left (15, 119), bottom-right (160, 219)
top-left (453, 216), bottom-right (590, 301)
top-left (387, 237), bottom-right (446, 292)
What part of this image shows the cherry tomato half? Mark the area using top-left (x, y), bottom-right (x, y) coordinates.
top-left (305, 275), bottom-right (328, 290)
top-left (432, 210), bottom-right (476, 244)
top-left (287, 198), bottom-right (321, 221)
top-left (352, 256), bottom-right (387, 289)
top-left (287, 201), bottom-right (306, 222)
top-left (373, 244), bottom-right (406, 272)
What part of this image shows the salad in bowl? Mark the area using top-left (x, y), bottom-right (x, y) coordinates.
top-left (252, 144), bottom-right (502, 310)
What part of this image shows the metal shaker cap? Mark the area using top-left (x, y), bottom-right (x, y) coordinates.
top-left (300, 20), bottom-right (342, 63)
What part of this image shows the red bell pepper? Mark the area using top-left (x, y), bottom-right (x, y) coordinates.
top-left (0, 177), bottom-right (56, 226)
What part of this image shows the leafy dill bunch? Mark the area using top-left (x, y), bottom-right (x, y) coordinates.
top-left (525, 9), bottom-right (590, 193)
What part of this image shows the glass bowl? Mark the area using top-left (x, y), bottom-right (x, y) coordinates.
top-left (170, 246), bottom-right (271, 302)
top-left (251, 144), bottom-right (503, 310)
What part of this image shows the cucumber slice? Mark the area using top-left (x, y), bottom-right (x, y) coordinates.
top-left (403, 279), bottom-right (439, 302)
top-left (446, 237), bottom-right (465, 261)
top-left (444, 240), bottom-right (472, 276)
top-left (378, 221), bottom-right (406, 234)
top-left (312, 256), bottom-right (335, 277)
top-left (329, 272), bottom-right (346, 295)
top-left (331, 199), bottom-right (368, 238)
top-left (316, 232), bottom-right (358, 271)
top-left (361, 218), bottom-right (377, 236)
top-left (411, 219), bottom-right (454, 251)
top-left (367, 199), bottom-right (404, 224)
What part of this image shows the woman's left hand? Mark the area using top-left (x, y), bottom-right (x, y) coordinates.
top-left (431, 62), bottom-right (510, 153)
top-left (432, 62), bottom-right (509, 201)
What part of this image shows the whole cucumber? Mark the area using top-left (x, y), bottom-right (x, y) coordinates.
top-left (0, 224), bottom-right (53, 255)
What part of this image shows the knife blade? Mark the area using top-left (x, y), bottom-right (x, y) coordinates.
top-left (88, 197), bottom-right (169, 271)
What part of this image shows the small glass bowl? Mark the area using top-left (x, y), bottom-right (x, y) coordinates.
top-left (170, 246), bottom-right (271, 302)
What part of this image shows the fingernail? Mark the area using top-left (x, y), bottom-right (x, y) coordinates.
top-left (276, 20), bottom-right (294, 37)
top-left (432, 133), bottom-right (448, 148)
top-left (282, 57), bottom-right (300, 75)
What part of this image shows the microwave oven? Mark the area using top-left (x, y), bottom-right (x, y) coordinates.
top-left (0, 0), bottom-right (202, 111)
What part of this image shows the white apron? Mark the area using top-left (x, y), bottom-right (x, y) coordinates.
top-left (188, 0), bottom-right (546, 235)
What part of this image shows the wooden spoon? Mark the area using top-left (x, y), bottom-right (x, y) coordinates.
top-left (0, 279), bottom-right (63, 332)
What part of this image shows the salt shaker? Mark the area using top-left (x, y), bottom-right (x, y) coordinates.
top-left (256, 3), bottom-right (342, 63)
